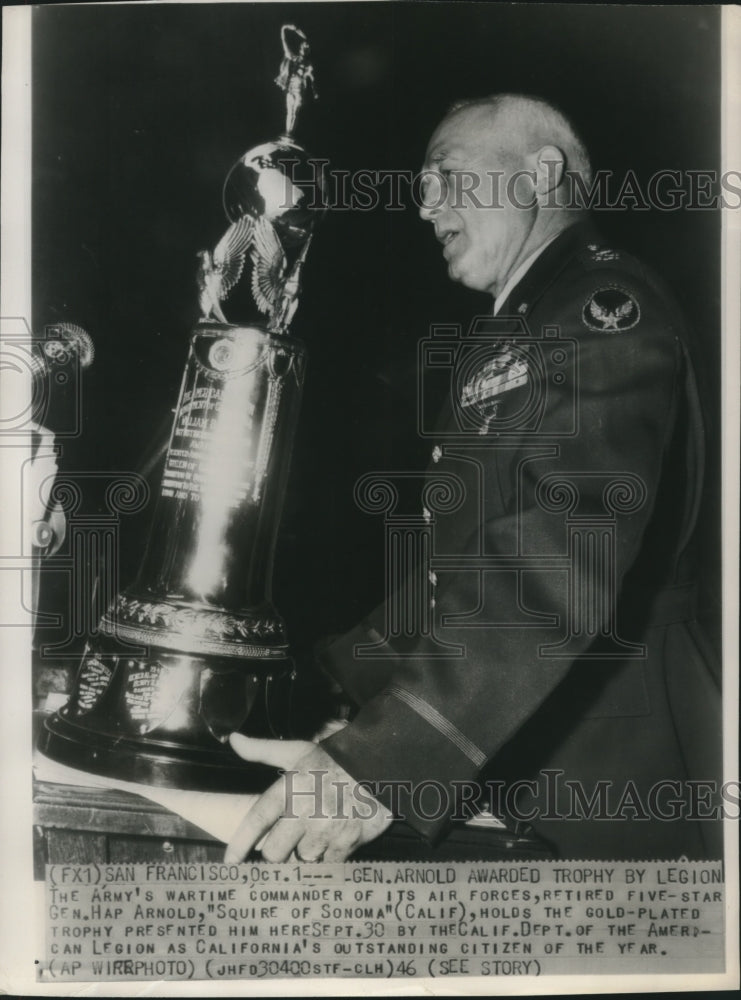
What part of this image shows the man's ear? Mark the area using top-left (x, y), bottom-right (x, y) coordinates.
top-left (533, 145), bottom-right (565, 197)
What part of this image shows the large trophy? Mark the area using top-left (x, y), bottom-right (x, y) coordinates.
top-left (39, 26), bottom-right (325, 792)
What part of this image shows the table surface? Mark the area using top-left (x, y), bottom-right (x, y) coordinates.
top-left (34, 779), bottom-right (220, 841)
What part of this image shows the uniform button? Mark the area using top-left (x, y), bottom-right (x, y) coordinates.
top-left (432, 445), bottom-right (442, 463)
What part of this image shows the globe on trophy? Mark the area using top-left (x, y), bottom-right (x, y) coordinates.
top-left (39, 25), bottom-right (327, 792)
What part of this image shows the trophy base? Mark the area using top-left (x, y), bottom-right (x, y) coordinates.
top-left (37, 628), bottom-right (297, 793)
top-left (38, 713), bottom-right (280, 793)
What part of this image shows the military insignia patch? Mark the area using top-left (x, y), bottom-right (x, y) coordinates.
top-left (582, 286), bottom-right (640, 333)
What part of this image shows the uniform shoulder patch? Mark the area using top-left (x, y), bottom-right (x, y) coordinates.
top-left (582, 285), bottom-right (640, 333)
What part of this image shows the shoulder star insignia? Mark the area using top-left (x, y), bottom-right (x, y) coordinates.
top-left (582, 286), bottom-right (640, 333)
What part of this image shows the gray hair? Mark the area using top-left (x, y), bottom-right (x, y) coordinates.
top-left (446, 93), bottom-right (592, 185)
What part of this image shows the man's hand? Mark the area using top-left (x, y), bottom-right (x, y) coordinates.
top-left (224, 735), bottom-right (393, 863)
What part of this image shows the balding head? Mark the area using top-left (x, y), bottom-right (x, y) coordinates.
top-left (419, 93), bottom-right (590, 298)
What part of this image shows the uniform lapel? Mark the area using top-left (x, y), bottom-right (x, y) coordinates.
top-left (496, 218), bottom-right (599, 320)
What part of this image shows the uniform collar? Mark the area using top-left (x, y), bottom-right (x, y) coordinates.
top-left (495, 217), bottom-right (600, 318)
top-left (493, 232), bottom-right (561, 316)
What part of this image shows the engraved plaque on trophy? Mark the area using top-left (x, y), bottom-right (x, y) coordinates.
top-left (39, 25), bottom-right (326, 791)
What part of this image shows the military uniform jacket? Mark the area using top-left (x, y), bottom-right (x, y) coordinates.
top-left (320, 220), bottom-right (722, 860)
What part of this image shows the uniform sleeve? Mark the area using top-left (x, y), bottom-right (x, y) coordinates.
top-left (320, 268), bottom-right (683, 842)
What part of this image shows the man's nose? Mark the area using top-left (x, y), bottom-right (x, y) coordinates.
top-left (418, 171), bottom-right (447, 221)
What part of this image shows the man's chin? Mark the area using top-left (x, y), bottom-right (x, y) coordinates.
top-left (447, 258), bottom-right (469, 286)
top-left (447, 261), bottom-right (491, 294)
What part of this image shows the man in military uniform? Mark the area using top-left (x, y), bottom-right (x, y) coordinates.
top-left (225, 95), bottom-right (722, 863)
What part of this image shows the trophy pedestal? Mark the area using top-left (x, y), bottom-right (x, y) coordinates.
top-left (38, 715), bottom-right (283, 793)
top-left (39, 639), bottom-right (295, 794)
top-left (40, 324), bottom-right (306, 793)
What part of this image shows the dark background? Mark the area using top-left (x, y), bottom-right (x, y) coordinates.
top-left (32, 2), bottom-right (722, 663)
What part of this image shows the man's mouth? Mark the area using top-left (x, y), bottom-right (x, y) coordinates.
top-left (437, 230), bottom-right (460, 256)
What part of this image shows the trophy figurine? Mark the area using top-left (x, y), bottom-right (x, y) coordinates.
top-left (39, 26), bottom-right (326, 792)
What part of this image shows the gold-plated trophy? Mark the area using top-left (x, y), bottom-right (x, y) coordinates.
top-left (39, 26), bottom-right (325, 791)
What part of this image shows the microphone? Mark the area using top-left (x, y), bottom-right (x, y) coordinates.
top-left (29, 323), bottom-right (94, 384)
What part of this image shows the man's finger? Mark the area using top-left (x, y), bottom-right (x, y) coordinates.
top-left (228, 733), bottom-right (311, 769)
top-left (320, 831), bottom-right (359, 864)
top-left (224, 780), bottom-right (286, 862)
top-left (260, 818), bottom-right (307, 863)
top-left (294, 832), bottom-right (331, 864)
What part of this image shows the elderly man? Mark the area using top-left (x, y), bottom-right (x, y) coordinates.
top-left (225, 94), bottom-right (721, 863)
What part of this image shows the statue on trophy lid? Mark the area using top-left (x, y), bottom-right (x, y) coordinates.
top-left (39, 26), bottom-right (327, 792)
top-left (276, 24), bottom-right (318, 136)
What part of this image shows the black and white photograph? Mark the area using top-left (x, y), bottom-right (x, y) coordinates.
top-left (1, 1), bottom-right (738, 993)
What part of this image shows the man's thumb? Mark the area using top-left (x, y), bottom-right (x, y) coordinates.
top-left (228, 733), bottom-right (309, 769)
